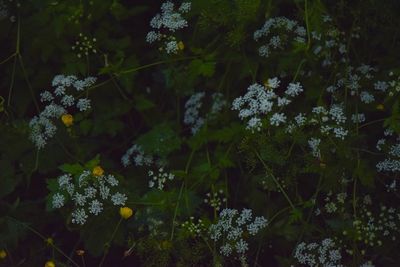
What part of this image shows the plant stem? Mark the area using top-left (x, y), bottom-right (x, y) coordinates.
top-left (254, 150), bottom-right (296, 211)
top-left (304, 0), bottom-right (311, 50)
top-left (116, 56), bottom-right (199, 76)
top-left (7, 216), bottom-right (80, 267)
top-left (170, 181), bottom-right (185, 241)
top-left (98, 217), bottom-right (123, 267)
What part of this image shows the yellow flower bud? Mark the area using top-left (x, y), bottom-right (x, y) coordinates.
top-left (45, 261), bottom-right (56, 267)
top-left (178, 41), bottom-right (184, 50)
top-left (120, 207), bottom-right (133, 219)
top-left (92, 166), bottom-right (104, 177)
top-left (376, 104), bottom-right (384, 110)
top-left (76, 250), bottom-right (85, 256)
top-left (61, 114), bottom-right (73, 127)
top-left (160, 240), bottom-right (172, 250)
top-left (46, 237), bottom-right (54, 246)
top-left (0, 249), bottom-right (6, 259)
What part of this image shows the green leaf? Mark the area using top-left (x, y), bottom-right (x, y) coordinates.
top-left (134, 94), bottom-right (155, 111)
top-left (136, 124), bottom-right (181, 157)
top-left (188, 59), bottom-right (216, 78)
top-left (59, 163), bottom-right (84, 175)
top-left (84, 154), bottom-right (101, 170)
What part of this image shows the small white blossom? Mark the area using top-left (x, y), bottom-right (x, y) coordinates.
top-left (270, 113), bottom-right (286, 126)
top-left (111, 192), bottom-right (127, 206)
top-left (71, 208), bottom-right (88, 225)
top-left (52, 193), bottom-right (65, 209)
top-left (285, 82), bottom-right (303, 97)
top-left (88, 200), bottom-right (103, 215)
top-left (360, 91), bottom-right (375, 104)
top-left (76, 98), bottom-right (91, 111)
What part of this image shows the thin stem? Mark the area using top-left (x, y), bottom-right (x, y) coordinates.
top-left (6, 217), bottom-right (80, 267)
top-left (292, 59), bottom-right (306, 82)
top-left (7, 55), bottom-right (17, 107)
top-left (0, 53), bottom-right (16, 65)
top-left (358, 118), bottom-right (385, 129)
top-left (18, 55), bottom-right (40, 112)
top-left (98, 218), bottom-right (123, 267)
top-left (109, 74), bottom-right (130, 101)
top-left (185, 149), bottom-right (195, 174)
top-left (304, 0), bottom-right (311, 50)
top-left (16, 15), bottom-right (20, 53)
top-left (199, 234), bottom-right (213, 255)
top-left (81, 255), bottom-right (86, 267)
top-left (254, 150), bottom-right (296, 211)
top-left (116, 56), bottom-right (199, 76)
top-left (170, 181), bottom-right (185, 241)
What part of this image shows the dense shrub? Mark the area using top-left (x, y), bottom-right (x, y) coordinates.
top-left (1, 0), bottom-right (400, 266)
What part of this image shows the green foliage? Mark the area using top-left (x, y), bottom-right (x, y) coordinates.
top-left (0, 0), bottom-right (400, 266)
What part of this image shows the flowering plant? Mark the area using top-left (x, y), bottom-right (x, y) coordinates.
top-left (0, 0), bottom-right (400, 266)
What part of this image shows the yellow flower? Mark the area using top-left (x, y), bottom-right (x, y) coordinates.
top-left (92, 166), bottom-right (104, 177)
top-left (76, 250), bottom-right (85, 256)
top-left (178, 41), bottom-right (184, 50)
top-left (119, 207), bottom-right (133, 219)
top-left (46, 237), bottom-right (53, 246)
top-left (0, 249), bottom-right (6, 259)
top-left (61, 114), bottom-right (73, 127)
top-left (376, 104), bottom-right (384, 110)
top-left (45, 261), bottom-right (56, 267)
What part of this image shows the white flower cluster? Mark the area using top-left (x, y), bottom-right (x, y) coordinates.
top-left (146, 1), bottom-right (191, 54)
top-left (148, 167), bottom-right (174, 190)
top-left (204, 189), bottom-right (227, 211)
top-left (232, 79), bottom-right (303, 132)
top-left (184, 92), bottom-right (206, 134)
top-left (322, 191), bottom-right (347, 214)
top-left (351, 113), bottom-right (366, 124)
top-left (209, 208), bottom-right (267, 261)
top-left (310, 15), bottom-right (353, 66)
top-left (51, 169), bottom-right (127, 225)
top-left (210, 92), bottom-right (228, 115)
top-left (71, 33), bottom-right (97, 58)
top-left (181, 217), bottom-right (206, 237)
top-left (0, 0), bottom-right (8, 20)
top-left (308, 138), bottom-right (321, 158)
top-left (253, 17), bottom-right (306, 57)
top-left (0, 0), bottom-right (15, 22)
top-left (183, 92), bottom-right (228, 134)
top-left (386, 72), bottom-right (400, 97)
top-left (29, 75), bottom-right (96, 149)
top-left (359, 262), bottom-right (375, 267)
top-left (352, 204), bottom-right (400, 250)
top-left (326, 65), bottom-right (381, 106)
top-left (121, 144), bottom-right (153, 167)
top-left (294, 238), bottom-right (344, 267)
top-left (376, 131), bottom-right (400, 173)
top-left (310, 104), bottom-right (348, 140)
top-left (385, 179), bottom-right (397, 192)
